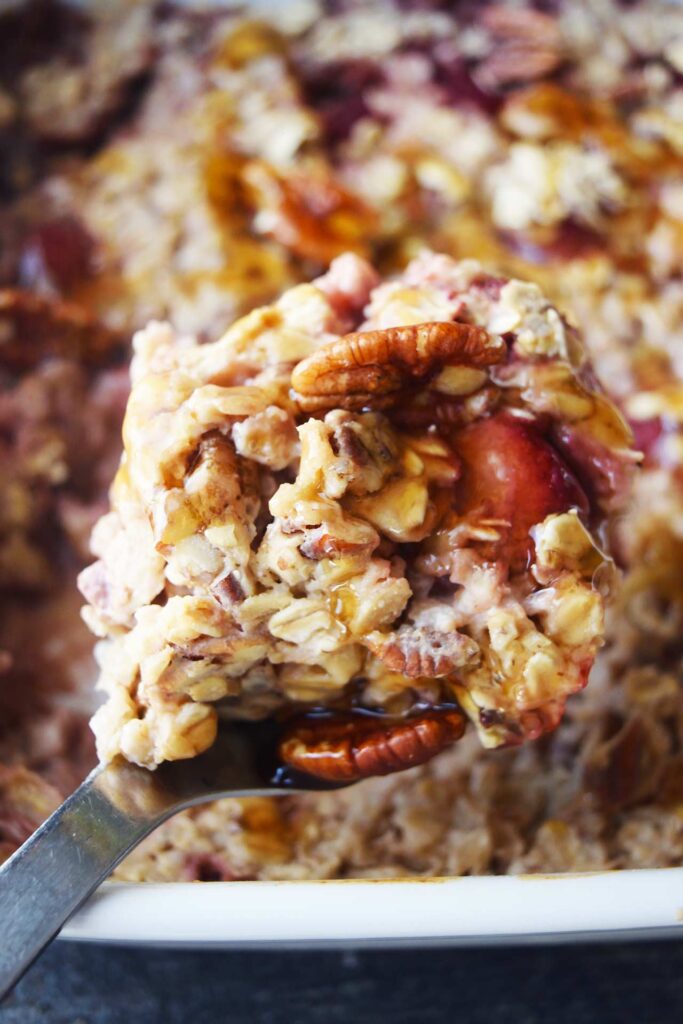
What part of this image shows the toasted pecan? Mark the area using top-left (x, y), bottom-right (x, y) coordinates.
top-left (0, 288), bottom-right (125, 372)
top-left (243, 161), bottom-right (375, 265)
top-left (279, 707), bottom-right (467, 782)
top-left (291, 321), bottom-right (503, 413)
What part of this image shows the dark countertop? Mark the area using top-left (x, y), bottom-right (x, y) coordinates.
top-left (2, 937), bottom-right (683, 1024)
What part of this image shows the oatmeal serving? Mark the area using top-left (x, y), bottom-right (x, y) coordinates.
top-left (2, 0), bottom-right (683, 880)
top-left (79, 252), bottom-right (636, 779)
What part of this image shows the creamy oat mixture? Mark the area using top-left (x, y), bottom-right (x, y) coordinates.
top-left (1, 0), bottom-right (683, 878)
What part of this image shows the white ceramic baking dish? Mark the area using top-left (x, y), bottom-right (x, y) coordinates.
top-left (60, 868), bottom-right (683, 946)
top-left (31, 0), bottom-right (682, 952)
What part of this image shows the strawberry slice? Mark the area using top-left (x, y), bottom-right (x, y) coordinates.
top-left (452, 411), bottom-right (589, 570)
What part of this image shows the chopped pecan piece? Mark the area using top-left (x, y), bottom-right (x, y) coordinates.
top-left (365, 624), bottom-right (479, 678)
top-left (244, 161), bottom-right (376, 265)
top-left (298, 529), bottom-right (376, 561)
top-left (212, 573), bottom-right (246, 607)
top-left (279, 708), bottom-right (467, 783)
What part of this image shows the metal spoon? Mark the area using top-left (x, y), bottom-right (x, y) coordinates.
top-left (0, 722), bottom-right (343, 999)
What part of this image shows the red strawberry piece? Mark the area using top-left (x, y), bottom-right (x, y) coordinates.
top-left (452, 411), bottom-right (589, 570)
top-left (20, 215), bottom-right (95, 294)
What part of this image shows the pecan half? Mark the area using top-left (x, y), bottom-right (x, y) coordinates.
top-left (0, 289), bottom-right (125, 372)
top-left (291, 321), bottom-right (503, 413)
top-left (278, 708), bottom-right (467, 782)
top-left (475, 7), bottom-right (564, 91)
top-left (583, 714), bottom-right (666, 811)
top-left (243, 161), bottom-right (375, 265)
top-left (19, 7), bottom-right (153, 145)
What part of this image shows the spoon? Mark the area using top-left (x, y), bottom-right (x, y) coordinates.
top-left (0, 721), bottom-right (343, 999)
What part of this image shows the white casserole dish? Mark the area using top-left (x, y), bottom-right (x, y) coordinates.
top-left (12, 0), bottom-right (678, 952)
top-left (61, 868), bottom-right (683, 946)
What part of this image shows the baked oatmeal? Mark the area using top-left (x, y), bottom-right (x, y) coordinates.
top-left (2, 0), bottom-right (683, 879)
top-left (79, 252), bottom-right (635, 779)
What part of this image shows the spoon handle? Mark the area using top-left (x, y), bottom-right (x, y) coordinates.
top-left (0, 763), bottom-right (170, 1000)
top-left (0, 723), bottom-right (320, 1000)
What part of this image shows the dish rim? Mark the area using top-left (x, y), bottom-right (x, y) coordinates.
top-left (60, 866), bottom-right (683, 947)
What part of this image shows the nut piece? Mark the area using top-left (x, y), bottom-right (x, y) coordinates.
top-left (244, 161), bottom-right (375, 265)
top-left (365, 624), bottom-right (479, 678)
top-left (0, 289), bottom-right (124, 372)
top-left (278, 708), bottom-right (467, 782)
top-left (291, 321), bottom-right (504, 413)
top-left (476, 7), bottom-right (564, 91)
top-left (583, 715), bottom-right (666, 811)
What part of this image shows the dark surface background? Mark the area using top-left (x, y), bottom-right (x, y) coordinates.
top-left (2, 937), bottom-right (683, 1023)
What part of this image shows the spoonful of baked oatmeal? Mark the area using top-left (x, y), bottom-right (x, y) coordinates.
top-left (0, 252), bottom-right (638, 995)
top-left (79, 250), bottom-right (638, 781)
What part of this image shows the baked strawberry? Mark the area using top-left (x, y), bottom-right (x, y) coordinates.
top-left (453, 410), bottom-right (589, 571)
